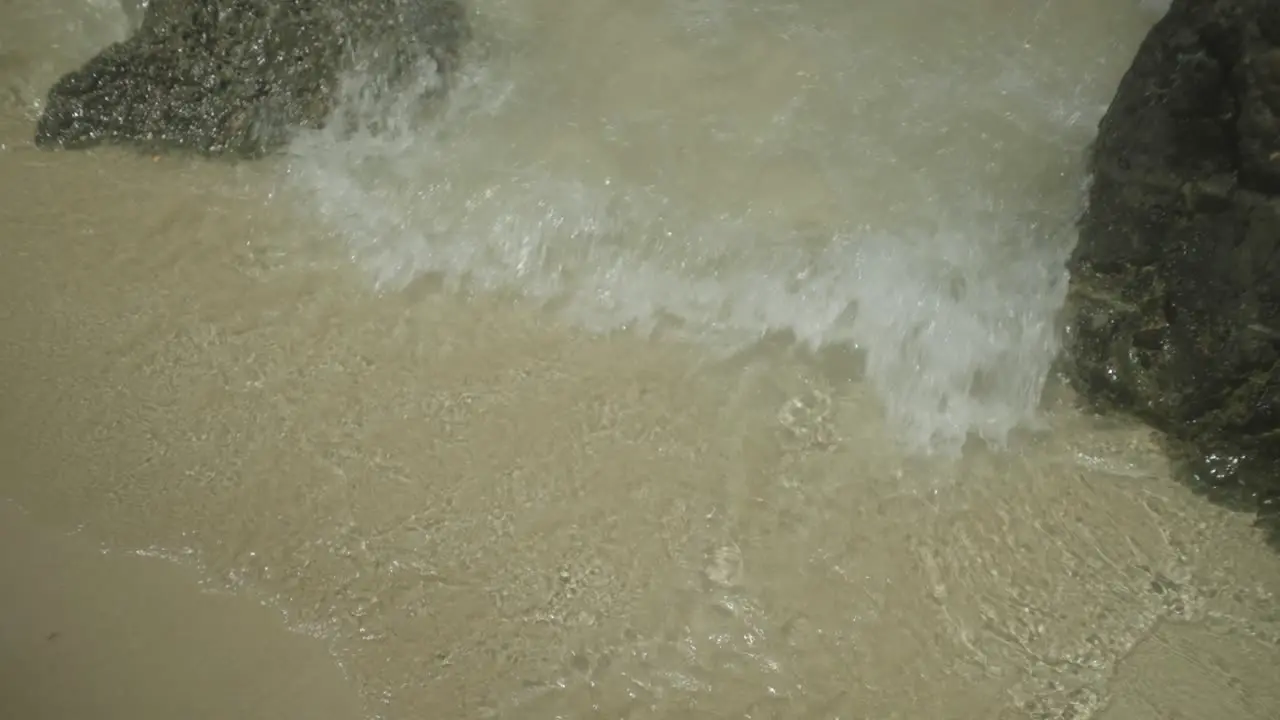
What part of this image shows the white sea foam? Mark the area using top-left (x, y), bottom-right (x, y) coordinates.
top-left (283, 0), bottom-right (1148, 455)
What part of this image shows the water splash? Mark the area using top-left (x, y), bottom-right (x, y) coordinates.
top-left (283, 0), bottom-right (1133, 455)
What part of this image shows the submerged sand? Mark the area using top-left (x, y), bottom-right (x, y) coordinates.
top-left (2, 115), bottom-right (1279, 719)
top-left (2, 1), bottom-right (1280, 719)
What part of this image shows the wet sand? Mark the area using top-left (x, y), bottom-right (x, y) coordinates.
top-left (2, 116), bottom-right (1279, 719)
top-left (3, 2), bottom-right (1280, 719)
top-left (0, 503), bottom-right (364, 720)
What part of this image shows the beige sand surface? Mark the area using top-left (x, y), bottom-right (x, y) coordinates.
top-left (2, 2), bottom-right (1280, 719)
top-left (0, 502), bottom-right (364, 720)
top-left (2, 116), bottom-right (1278, 719)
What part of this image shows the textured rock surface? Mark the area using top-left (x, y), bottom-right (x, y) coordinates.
top-left (1067, 0), bottom-right (1279, 543)
top-left (34, 0), bottom-right (469, 156)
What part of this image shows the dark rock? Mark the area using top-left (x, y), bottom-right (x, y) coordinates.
top-left (1066, 0), bottom-right (1280, 545)
top-left (34, 0), bottom-right (470, 157)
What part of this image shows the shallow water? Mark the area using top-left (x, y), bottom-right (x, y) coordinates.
top-left (2, 1), bottom-right (1279, 719)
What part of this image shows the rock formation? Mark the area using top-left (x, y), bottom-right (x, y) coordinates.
top-left (1067, 0), bottom-right (1279, 544)
top-left (34, 0), bottom-right (470, 156)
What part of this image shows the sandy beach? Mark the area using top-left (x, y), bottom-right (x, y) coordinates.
top-left (2, 1), bottom-right (1279, 718)
top-left (0, 502), bottom-right (364, 720)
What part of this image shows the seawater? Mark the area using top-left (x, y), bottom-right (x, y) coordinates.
top-left (284, 0), bottom-right (1163, 453)
top-left (12, 3), bottom-right (1280, 720)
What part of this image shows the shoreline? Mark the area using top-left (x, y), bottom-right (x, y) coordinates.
top-left (3, 2), bottom-right (1279, 715)
top-left (0, 501), bottom-right (365, 720)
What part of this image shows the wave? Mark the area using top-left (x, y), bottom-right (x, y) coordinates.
top-left (274, 0), bottom-right (1140, 454)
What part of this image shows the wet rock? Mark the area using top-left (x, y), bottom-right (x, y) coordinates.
top-left (34, 0), bottom-right (469, 157)
top-left (1065, 0), bottom-right (1279, 545)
